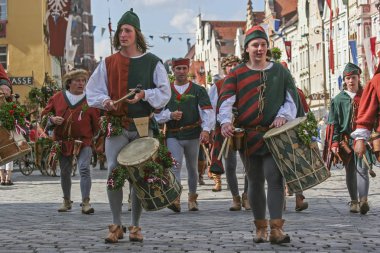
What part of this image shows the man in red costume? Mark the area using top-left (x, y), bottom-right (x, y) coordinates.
top-left (41, 69), bottom-right (99, 215)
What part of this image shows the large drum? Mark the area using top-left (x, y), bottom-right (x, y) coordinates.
top-left (0, 128), bottom-right (31, 166)
top-left (263, 117), bottom-right (330, 194)
top-left (0, 93), bottom-right (31, 166)
top-left (117, 137), bottom-right (182, 211)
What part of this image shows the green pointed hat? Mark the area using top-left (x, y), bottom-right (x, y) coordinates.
top-left (343, 63), bottom-right (361, 78)
top-left (118, 8), bottom-right (140, 31)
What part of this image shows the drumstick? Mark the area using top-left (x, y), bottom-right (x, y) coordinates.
top-left (201, 144), bottom-right (211, 165)
top-left (224, 137), bottom-right (232, 158)
top-left (113, 90), bottom-right (138, 105)
top-left (113, 84), bottom-right (143, 105)
top-left (218, 137), bottom-right (229, 160)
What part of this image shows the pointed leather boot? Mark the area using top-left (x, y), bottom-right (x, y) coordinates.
top-left (295, 194), bottom-right (308, 212)
top-left (188, 193), bottom-right (199, 211)
top-left (359, 197), bottom-right (370, 215)
top-left (349, 200), bottom-right (359, 213)
top-left (242, 192), bottom-right (251, 210)
top-left (81, 197), bottom-right (95, 214)
top-left (105, 224), bottom-right (126, 243)
top-left (212, 174), bottom-right (222, 192)
top-left (167, 197), bottom-right (181, 213)
top-left (198, 161), bottom-right (206, 185)
top-left (253, 219), bottom-right (268, 243)
top-left (58, 198), bottom-right (72, 212)
top-left (269, 219), bottom-right (290, 244)
top-left (229, 195), bottom-right (242, 211)
top-left (128, 226), bottom-right (143, 242)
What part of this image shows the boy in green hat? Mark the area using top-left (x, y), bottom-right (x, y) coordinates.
top-left (86, 8), bottom-right (171, 243)
top-left (329, 62), bottom-right (371, 215)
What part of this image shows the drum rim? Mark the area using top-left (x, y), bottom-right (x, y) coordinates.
top-left (117, 137), bottom-right (159, 166)
top-left (263, 116), bottom-right (306, 138)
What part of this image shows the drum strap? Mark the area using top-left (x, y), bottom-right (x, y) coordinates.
top-left (166, 120), bottom-right (201, 133)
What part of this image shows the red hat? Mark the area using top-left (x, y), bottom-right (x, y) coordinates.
top-left (172, 58), bottom-right (190, 68)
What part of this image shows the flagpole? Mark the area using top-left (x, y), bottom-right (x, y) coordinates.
top-left (108, 4), bottom-right (113, 55)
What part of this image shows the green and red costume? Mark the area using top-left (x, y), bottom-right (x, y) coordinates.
top-left (217, 62), bottom-right (303, 156)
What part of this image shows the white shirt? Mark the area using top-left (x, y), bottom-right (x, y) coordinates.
top-left (65, 90), bottom-right (85, 106)
top-left (154, 83), bottom-right (215, 132)
top-left (86, 53), bottom-right (171, 110)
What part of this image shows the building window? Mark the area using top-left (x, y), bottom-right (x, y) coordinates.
top-left (0, 45), bottom-right (7, 70)
top-left (0, 0), bottom-right (7, 20)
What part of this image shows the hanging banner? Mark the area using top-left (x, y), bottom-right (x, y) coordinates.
top-left (349, 40), bottom-right (358, 65)
top-left (46, 0), bottom-right (71, 57)
top-left (338, 75), bottom-right (342, 90)
top-left (363, 37), bottom-right (375, 77)
top-left (273, 19), bottom-right (281, 34)
top-left (370, 37), bottom-right (376, 56)
top-left (284, 41), bottom-right (292, 62)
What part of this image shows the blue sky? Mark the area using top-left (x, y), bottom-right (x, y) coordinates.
top-left (91, 0), bottom-right (264, 62)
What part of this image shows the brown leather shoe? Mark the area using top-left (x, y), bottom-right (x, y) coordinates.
top-left (229, 195), bottom-right (242, 211)
top-left (349, 200), bottom-right (360, 213)
top-left (188, 193), bottom-right (199, 211)
top-left (104, 224), bottom-right (126, 243)
top-left (212, 174), bottom-right (222, 192)
top-left (241, 192), bottom-right (251, 210)
top-left (128, 226), bottom-right (143, 242)
top-left (359, 197), bottom-right (370, 215)
top-left (295, 194), bottom-right (308, 212)
top-left (269, 219), bottom-right (290, 244)
top-left (253, 219), bottom-right (268, 243)
top-left (167, 198), bottom-right (181, 213)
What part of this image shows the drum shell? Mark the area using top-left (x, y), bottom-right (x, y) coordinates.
top-left (123, 162), bottom-right (182, 211)
top-left (117, 137), bottom-right (182, 211)
top-left (0, 127), bottom-right (31, 166)
top-left (263, 117), bottom-right (330, 194)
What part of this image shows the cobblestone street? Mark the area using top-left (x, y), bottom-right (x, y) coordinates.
top-left (0, 160), bottom-right (379, 252)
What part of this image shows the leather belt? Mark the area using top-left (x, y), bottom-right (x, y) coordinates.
top-left (167, 121), bottom-right (201, 133)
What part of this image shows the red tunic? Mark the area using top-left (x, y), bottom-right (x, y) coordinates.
top-left (41, 91), bottom-right (100, 156)
top-left (356, 66), bottom-right (380, 132)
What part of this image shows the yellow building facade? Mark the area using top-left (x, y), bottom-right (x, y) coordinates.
top-left (0, 0), bottom-right (54, 102)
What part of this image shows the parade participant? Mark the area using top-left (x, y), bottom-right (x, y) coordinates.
top-left (41, 69), bottom-right (99, 214)
top-left (349, 63), bottom-right (380, 215)
top-left (86, 9), bottom-right (170, 243)
top-left (209, 55), bottom-right (250, 210)
top-left (218, 26), bottom-right (303, 244)
top-left (329, 63), bottom-right (370, 214)
top-left (280, 61), bottom-right (308, 212)
top-left (155, 57), bottom-right (214, 212)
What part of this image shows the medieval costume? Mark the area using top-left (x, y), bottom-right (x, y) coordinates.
top-left (41, 69), bottom-right (100, 214)
top-left (155, 58), bottom-right (214, 212)
top-left (217, 26), bottom-right (303, 244)
top-left (329, 63), bottom-right (370, 214)
top-left (86, 9), bottom-right (171, 243)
